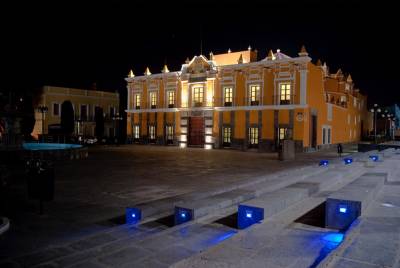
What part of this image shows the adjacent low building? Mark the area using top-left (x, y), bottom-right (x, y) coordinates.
top-left (32, 86), bottom-right (119, 139)
top-left (125, 46), bottom-right (368, 152)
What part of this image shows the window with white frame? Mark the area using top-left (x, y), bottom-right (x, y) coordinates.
top-left (150, 92), bottom-right (157, 108)
top-left (280, 83), bottom-right (291, 104)
top-left (223, 87), bottom-right (233, 106)
top-left (134, 125), bottom-right (140, 139)
top-left (53, 103), bottom-right (60, 116)
top-left (166, 125), bottom-right (174, 141)
top-left (279, 127), bottom-right (287, 141)
top-left (193, 86), bottom-right (204, 106)
top-left (223, 127), bottom-right (231, 144)
top-left (167, 91), bottom-right (175, 107)
top-left (322, 126), bottom-right (332, 144)
top-left (249, 127), bottom-right (258, 144)
top-left (149, 125), bottom-right (156, 140)
top-left (135, 94), bottom-right (141, 109)
top-left (249, 84), bottom-right (260, 105)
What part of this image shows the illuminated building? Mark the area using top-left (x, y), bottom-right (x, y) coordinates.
top-left (125, 46), bottom-right (368, 152)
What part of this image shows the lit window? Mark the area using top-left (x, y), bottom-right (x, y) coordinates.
top-left (167, 91), bottom-right (175, 108)
top-left (249, 127), bottom-right (258, 145)
top-left (53, 103), bottom-right (60, 116)
top-left (280, 83), bottom-right (291, 104)
top-left (150, 92), bottom-right (157, 108)
top-left (166, 125), bottom-right (174, 142)
top-left (249, 85), bottom-right (260, 105)
top-left (223, 87), bottom-right (233, 106)
top-left (149, 125), bottom-right (156, 140)
top-left (134, 125), bottom-right (140, 139)
top-left (279, 128), bottom-right (287, 141)
top-left (223, 127), bottom-right (231, 144)
top-left (193, 87), bottom-right (204, 106)
top-left (135, 94), bottom-right (141, 109)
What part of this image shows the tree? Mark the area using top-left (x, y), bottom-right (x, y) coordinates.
top-left (95, 106), bottom-right (104, 138)
top-left (60, 100), bottom-right (75, 135)
top-left (20, 95), bottom-right (35, 140)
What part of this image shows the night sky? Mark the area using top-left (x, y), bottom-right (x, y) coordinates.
top-left (3, 1), bottom-right (399, 107)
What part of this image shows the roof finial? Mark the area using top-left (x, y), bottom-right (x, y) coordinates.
top-left (128, 69), bottom-right (135, 78)
top-left (162, 64), bottom-right (170, 73)
top-left (209, 51), bottom-right (214, 61)
top-left (185, 57), bottom-right (190, 64)
top-left (267, 49), bottom-right (275, 60)
top-left (238, 54), bottom-right (243, 64)
top-left (144, 67), bottom-right (151, 76)
top-left (248, 45), bottom-right (251, 51)
top-left (228, 48), bottom-right (231, 53)
top-left (316, 59), bottom-right (322, 66)
top-left (346, 74), bottom-right (353, 83)
top-left (298, 45), bottom-right (308, 56)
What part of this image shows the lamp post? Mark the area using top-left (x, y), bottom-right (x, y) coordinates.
top-left (37, 105), bottom-right (48, 142)
top-left (370, 104), bottom-right (381, 144)
top-left (112, 112), bottom-right (123, 144)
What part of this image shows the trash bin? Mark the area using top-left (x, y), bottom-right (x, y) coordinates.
top-left (27, 160), bottom-right (55, 202)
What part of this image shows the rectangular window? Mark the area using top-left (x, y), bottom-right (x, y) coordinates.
top-left (166, 125), bottom-right (174, 142)
top-left (279, 128), bottom-right (287, 141)
top-left (110, 106), bottom-right (115, 118)
top-left (81, 105), bottom-right (88, 121)
top-left (328, 128), bottom-right (331, 144)
top-left (249, 127), bottom-right (258, 145)
top-left (193, 87), bottom-right (204, 106)
top-left (135, 94), bottom-right (141, 109)
top-left (280, 83), bottom-right (291, 104)
top-left (149, 125), bottom-right (156, 140)
top-left (167, 91), bottom-right (175, 108)
top-left (323, 128), bottom-right (326, 144)
top-left (223, 87), bottom-right (233, 106)
top-left (53, 103), bottom-right (60, 116)
top-left (249, 85), bottom-right (260, 105)
top-left (150, 92), bottom-right (157, 108)
top-left (134, 125), bottom-right (140, 139)
top-left (223, 127), bottom-right (231, 145)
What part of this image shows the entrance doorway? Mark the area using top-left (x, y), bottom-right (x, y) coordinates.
top-left (188, 117), bottom-right (204, 146)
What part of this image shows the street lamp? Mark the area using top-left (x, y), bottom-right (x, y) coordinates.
top-left (112, 112), bottom-right (123, 144)
top-left (37, 105), bottom-right (48, 142)
top-left (370, 104), bottom-right (381, 144)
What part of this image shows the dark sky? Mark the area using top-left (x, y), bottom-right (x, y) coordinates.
top-left (3, 1), bottom-right (399, 107)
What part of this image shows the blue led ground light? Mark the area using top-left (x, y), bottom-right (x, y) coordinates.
top-left (343, 158), bottom-right (353, 165)
top-left (339, 205), bottom-right (347, 214)
top-left (238, 205), bottom-right (264, 229)
top-left (174, 207), bottom-right (193, 225)
top-left (126, 207), bottom-right (141, 224)
top-left (319, 160), bottom-right (329, 166)
top-left (369, 155), bottom-right (379, 162)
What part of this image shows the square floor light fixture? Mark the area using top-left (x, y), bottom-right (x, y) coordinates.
top-left (126, 207), bottom-right (141, 224)
top-left (369, 155), bottom-right (379, 162)
top-left (343, 158), bottom-right (353, 165)
top-left (319, 160), bottom-right (329, 166)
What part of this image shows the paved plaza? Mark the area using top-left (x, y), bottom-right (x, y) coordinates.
top-left (2, 144), bottom-right (400, 267)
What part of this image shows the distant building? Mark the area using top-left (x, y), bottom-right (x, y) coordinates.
top-left (32, 86), bottom-right (119, 139)
top-left (125, 46), bottom-right (368, 152)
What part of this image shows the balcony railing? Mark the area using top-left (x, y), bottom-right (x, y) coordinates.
top-left (325, 94), bottom-right (347, 108)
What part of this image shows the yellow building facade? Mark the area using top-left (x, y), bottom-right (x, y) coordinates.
top-left (125, 46), bottom-right (368, 152)
top-left (32, 86), bottom-right (119, 138)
